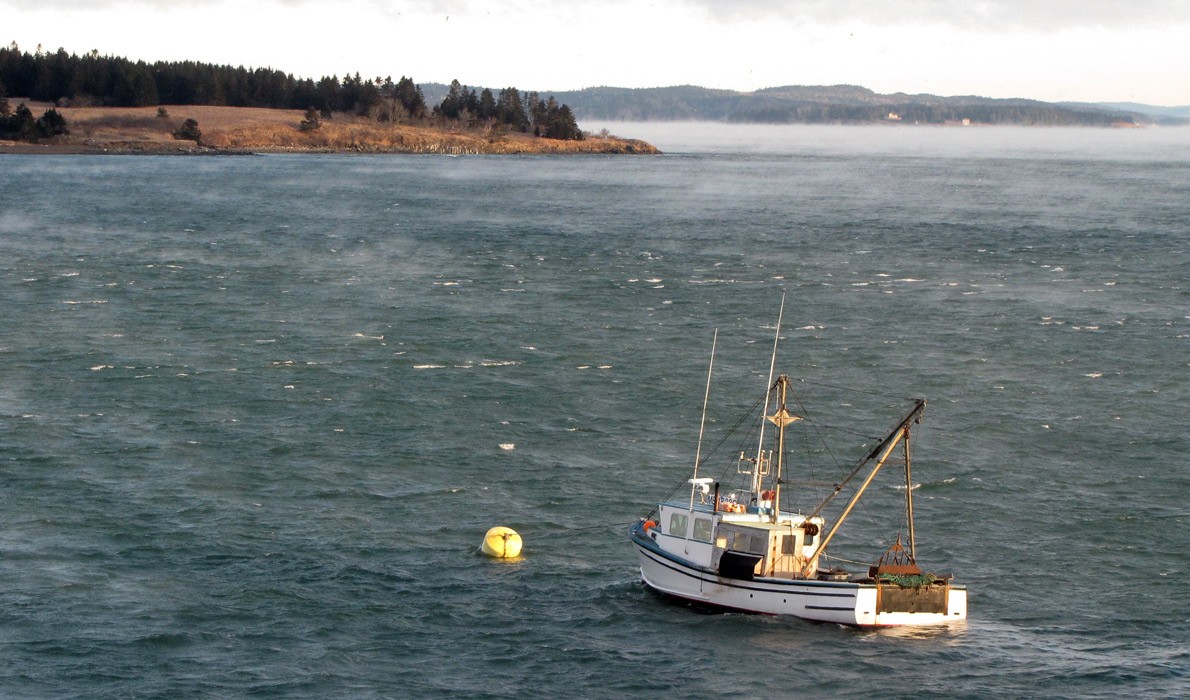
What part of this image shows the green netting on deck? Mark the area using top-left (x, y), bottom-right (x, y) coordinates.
top-left (877, 573), bottom-right (938, 588)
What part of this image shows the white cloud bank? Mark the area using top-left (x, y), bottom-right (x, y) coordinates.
top-left (4, 0), bottom-right (1189, 103)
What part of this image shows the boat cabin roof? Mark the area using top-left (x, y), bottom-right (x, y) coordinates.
top-left (658, 500), bottom-right (817, 531)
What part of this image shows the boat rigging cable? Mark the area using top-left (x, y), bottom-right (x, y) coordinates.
top-left (805, 399), bottom-right (926, 521)
top-left (751, 292), bottom-right (785, 498)
top-left (688, 328), bottom-right (717, 511)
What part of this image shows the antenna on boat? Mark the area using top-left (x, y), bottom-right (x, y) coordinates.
top-left (751, 293), bottom-right (786, 496)
top-left (689, 328), bottom-right (718, 511)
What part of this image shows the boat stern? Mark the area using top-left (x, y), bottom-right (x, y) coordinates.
top-left (855, 581), bottom-right (967, 626)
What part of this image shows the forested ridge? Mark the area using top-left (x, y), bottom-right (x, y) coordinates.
top-left (550, 84), bottom-right (1157, 126)
top-left (0, 44), bottom-right (583, 142)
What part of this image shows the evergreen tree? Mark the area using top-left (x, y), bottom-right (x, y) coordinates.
top-left (477, 88), bottom-right (497, 121)
top-left (394, 76), bottom-right (426, 119)
top-left (112, 60), bottom-right (159, 106)
top-left (12, 102), bottom-right (36, 139)
top-left (358, 76), bottom-right (382, 116)
top-left (299, 106), bottom-right (320, 131)
top-left (341, 72), bottom-right (363, 114)
top-left (527, 92), bottom-right (546, 135)
top-left (436, 79), bottom-right (467, 119)
top-left (292, 77), bottom-right (318, 111)
top-left (496, 87), bottom-right (529, 131)
top-left (548, 103), bottom-right (583, 140)
top-left (0, 102), bottom-right (38, 140)
top-left (35, 107), bottom-right (69, 137)
top-left (377, 76), bottom-right (396, 121)
top-left (0, 46), bottom-right (36, 98)
top-left (315, 75), bottom-right (340, 117)
top-left (173, 117), bottom-right (201, 142)
top-left (463, 86), bottom-right (479, 117)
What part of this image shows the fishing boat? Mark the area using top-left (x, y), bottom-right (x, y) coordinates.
top-left (629, 306), bottom-right (967, 627)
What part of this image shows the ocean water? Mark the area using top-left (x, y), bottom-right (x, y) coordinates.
top-left (1, 125), bottom-right (1187, 698)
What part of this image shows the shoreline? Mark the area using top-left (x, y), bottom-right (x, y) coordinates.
top-left (0, 141), bottom-right (658, 156)
top-left (0, 137), bottom-right (660, 156)
top-left (0, 140), bottom-right (237, 155)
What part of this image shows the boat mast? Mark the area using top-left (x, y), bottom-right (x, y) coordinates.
top-left (767, 375), bottom-right (801, 523)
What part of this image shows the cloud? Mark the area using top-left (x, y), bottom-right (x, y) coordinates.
top-left (6, 0), bottom-right (1189, 102)
top-left (13, 0), bottom-right (1190, 31)
top-left (680, 0), bottom-right (1190, 31)
top-left (2, 0), bottom-right (480, 9)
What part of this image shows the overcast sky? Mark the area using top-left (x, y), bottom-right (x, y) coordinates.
top-left (5, 0), bottom-right (1190, 105)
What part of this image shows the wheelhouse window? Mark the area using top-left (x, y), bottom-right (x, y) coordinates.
top-left (668, 513), bottom-right (688, 538)
top-left (692, 517), bottom-right (712, 542)
top-left (731, 531), bottom-right (765, 554)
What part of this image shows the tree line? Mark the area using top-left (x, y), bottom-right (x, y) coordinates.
top-left (0, 44), bottom-right (582, 141)
top-left (436, 80), bottom-right (582, 140)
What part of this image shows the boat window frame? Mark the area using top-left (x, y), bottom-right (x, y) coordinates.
top-left (727, 529), bottom-right (766, 555)
top-left (668, 512), bottom-right (688, 538)
top-left (692, 517), bottom-right (712, 542)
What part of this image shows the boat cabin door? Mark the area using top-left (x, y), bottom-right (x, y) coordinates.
top-left (769, 530), bottom-right (806, 577)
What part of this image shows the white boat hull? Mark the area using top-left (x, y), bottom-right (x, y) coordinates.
top-left (632, 528), bottom-right (966, 627)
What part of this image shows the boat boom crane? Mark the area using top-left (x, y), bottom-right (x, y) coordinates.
top-left (803, 399), bottom-right (927, 572)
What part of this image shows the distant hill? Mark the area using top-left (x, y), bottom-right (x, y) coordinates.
top-left (437, 83), bottom-right (1182, 127)
top-left (1062, 101), bottom-right (1190, 125)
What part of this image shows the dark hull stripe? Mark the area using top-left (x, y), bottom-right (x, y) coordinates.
top-left (633, 539), bottom-right (857, 599)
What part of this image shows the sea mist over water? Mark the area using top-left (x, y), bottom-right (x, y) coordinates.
top-left (1, 126), bottom-right (1187, 697)
top-left (584, 121), bottom-right (1190, 160)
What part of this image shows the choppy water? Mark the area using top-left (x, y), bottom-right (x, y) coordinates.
top-left (2, 125), bottom-right (1187, 698)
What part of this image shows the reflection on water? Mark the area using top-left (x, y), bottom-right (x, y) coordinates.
top-left (869, 618), bottom-right (970, 641)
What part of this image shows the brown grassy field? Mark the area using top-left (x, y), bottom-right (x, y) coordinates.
top-left (3, 103), bottom-right (659, 155)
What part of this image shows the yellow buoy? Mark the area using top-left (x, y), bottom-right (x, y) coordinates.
top-left (481, 526), bottom-right (523, 559)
